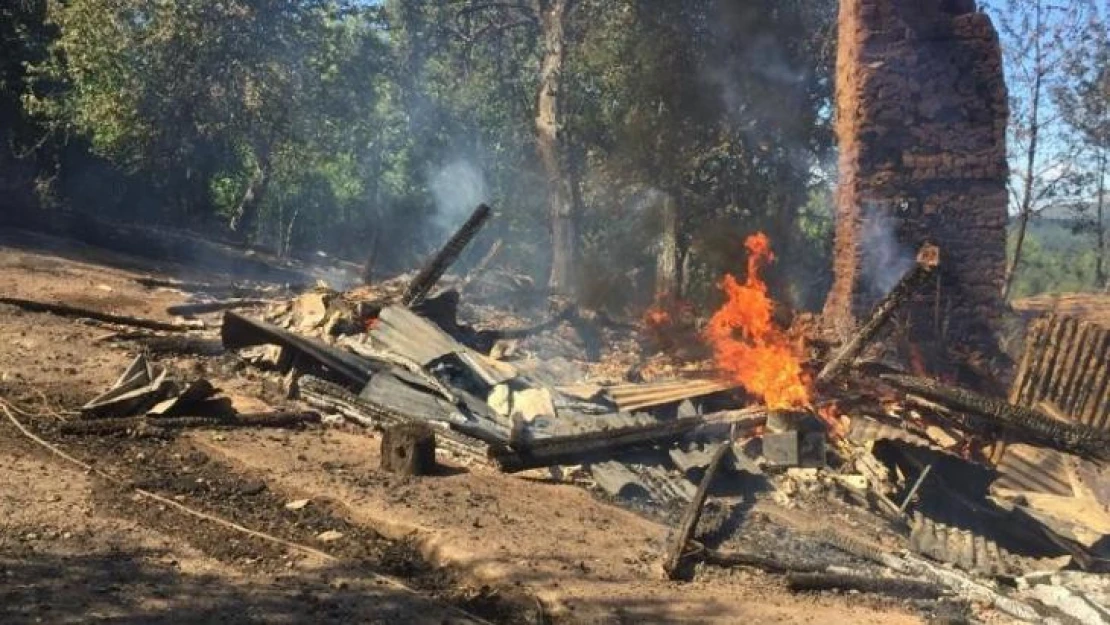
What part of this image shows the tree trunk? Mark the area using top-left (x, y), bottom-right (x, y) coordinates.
top-left (1002, 4), bottom-right (1045, 300)
top-left (655, 192), bottom-right (680, 301)
top-left (1097, 151), bottom-right (1107, 290)
top-left (535, 0), bottom-right (579, 296)
top-left (229, 148), bottom-right (272, 242)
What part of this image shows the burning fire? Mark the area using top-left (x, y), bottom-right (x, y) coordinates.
top-left (704, 233), bottom-right (811, 410)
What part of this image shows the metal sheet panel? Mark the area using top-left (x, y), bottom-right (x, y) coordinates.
top-left (996, 314), bottom-right (1109, 495)
top-left (603, 378), bottom-right (735, 412)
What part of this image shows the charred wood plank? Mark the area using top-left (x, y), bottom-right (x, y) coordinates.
top-left (402, 203), bottom-right (492, 307)
top-left (662, 442), bottom-right (731, 580)
top-left (489, 416), bottom-right (705, 473)
top-left (59, 411), bottom-right (320, 436)
top-left (817, 244), bottom-right (939, 384)
top-left (166, 299), bottom-right (270, 316)
top-left (297, 375), bottom-right (491, 460)
top-left (0, 297), bottom-right (195, 332)
top-left (98, 332), bottom-right (226, 356)
top-left (786, 572), bottom-right (944, 599)
top-left (221, 311), bottom-right (377, 388)
top-left (881, 373), bottom-right (1110, 459)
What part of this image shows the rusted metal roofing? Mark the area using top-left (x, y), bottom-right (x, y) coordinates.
top-left (995, 313), bottom-right (1109, 496)
top-left (992, 444), bottom-right (1075, 498)
top-left (602, 377), bottom-right (735, 412)
top-left (909, 514), bottom-right (1035, 576)
top-left (1009, 314), bottom-right (1110, 429)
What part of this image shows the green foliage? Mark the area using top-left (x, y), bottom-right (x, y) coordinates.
top-left (8, 0), bottom-right (836, 309)
top-left (1008, 219), bottom-right (1103, 298)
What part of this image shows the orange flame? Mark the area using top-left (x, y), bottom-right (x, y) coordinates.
top-left (704, 233), bottom-right (811, 410)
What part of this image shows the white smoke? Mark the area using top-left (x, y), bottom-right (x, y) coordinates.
top-left (860, 202), bottom-right (915, 297)
top-left (428, 159), bottom-right (488, 235)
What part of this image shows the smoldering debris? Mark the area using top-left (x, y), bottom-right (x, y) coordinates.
top-left (12, 204), bottom-right (1110, 624)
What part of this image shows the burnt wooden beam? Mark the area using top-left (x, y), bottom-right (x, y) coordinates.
top-left (166, 299), bottom-right (270, 316)
top-left (787, 572), bottom-right (944, 599)
top-left (296, 375), bottom-right (491, 460)
top-left (661, 442), bottom-right (731, 580)
top-left (0, 297), bottom-right (195, 332)
top-left (881, 373), bottom-right (1110, 459)
top-left (59, 411), bottom-right (320, 436)
top-left (489, 416), bottom-right (705, 473)
top-left (817, 244), bottom-right (939, 384)
top-left (221, 311), bottom-right (377, 388)
top-left (402, 203), bottom-right (492, 307)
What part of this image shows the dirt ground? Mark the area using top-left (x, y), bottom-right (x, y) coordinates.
top-left (0, 228), bottom-right (928, 624)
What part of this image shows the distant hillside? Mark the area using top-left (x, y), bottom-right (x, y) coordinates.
top-left (1007, 216), bottom-right (1105, 299)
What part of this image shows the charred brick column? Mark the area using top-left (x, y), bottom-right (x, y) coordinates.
top-left (823, 0), bottom-right (1009, 352)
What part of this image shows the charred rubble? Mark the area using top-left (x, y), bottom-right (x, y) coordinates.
top-left (33, 198), bottom-right (1106, 624)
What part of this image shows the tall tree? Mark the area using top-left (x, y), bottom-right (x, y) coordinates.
top-left (1055, 12), bottom-right (1110, 289)
top-left (27, 0), bottom-right (382, 238)
top-left (0, 0), bottom-right (51, 210)
top-left (990, 0), bottom-right (1095, 298)
top-left (535, 0), bottom-right (580, 295)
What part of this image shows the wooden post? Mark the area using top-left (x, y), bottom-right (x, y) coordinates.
top-left (380, 423), bottom-right (437, 476)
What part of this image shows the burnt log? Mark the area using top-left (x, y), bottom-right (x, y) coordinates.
top-left (0, 297), bottom-right (195, 332)
top-left (59, 411), bottom-right (320, 436)
top-left (166, 299), bottom-right (270, 316)
top-left (380, 423), bottom-right (437, 475)
top-left (662, 442), bottom-right (731, 580)
top-left (100, 332), bottom-right (226, 356)
top-left (786, 572), bottom-right (944, 599)
top-left (402, 204), bottom-right (492, 307)
top-left (817, 244), bottom-right (939, 384)
top-left (881, 373), bottom-right (1110, 459)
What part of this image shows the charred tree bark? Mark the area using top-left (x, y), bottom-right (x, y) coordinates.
top-left (536, 0), bottom-right (580, 296)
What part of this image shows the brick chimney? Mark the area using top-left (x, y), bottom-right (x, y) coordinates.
top-left (824, 0), bottom-right (1009, 355)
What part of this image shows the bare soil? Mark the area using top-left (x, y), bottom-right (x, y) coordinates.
top-left (0, 228), bottom-right (926, 624)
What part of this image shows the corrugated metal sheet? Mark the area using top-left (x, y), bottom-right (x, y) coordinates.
top-left (995, 314), bottom-right (1109, 496)
top-left (1010, 314), bottom-right (1110, 428)
top-left (910, 514), bottom-right (1017, 576)
top-left (992, 444), bottom-right (1075, 497)
top-left (370, 305), bottom-right (517, 386)
top-left (847, 416), bottom-right (939, 450)
top-left (603, 377), bottom-right (735, 412)
top-left (370, 306), bottom-right (459, 365)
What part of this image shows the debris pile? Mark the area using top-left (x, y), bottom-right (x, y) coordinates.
top-left (36, 203), bottom-right (1110, 622)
